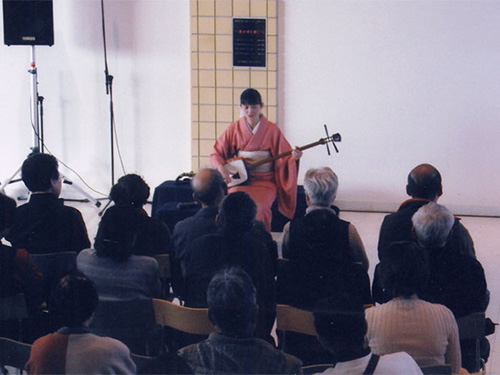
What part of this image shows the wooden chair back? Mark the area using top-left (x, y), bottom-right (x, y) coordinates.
top-left (152, 298), bottom-right (215, 335)
top-left (0, 337), bottom-right (31, 374)
top-left (276, 304), bottom-right (316, 336)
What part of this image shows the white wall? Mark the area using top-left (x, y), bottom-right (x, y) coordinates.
top-left (0, 0), bottom-right (191, 201)
top-left (2, 0), bottom-right (500, 216)
top-left (278, 0), bottom-right (500, 216)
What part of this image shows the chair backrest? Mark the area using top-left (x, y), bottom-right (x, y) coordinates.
top-left (154, 254), bottom-right (172, 280)
top-left (0, 337), bottom-right (31, 372)
top-left (30, 251), bottom-right (77, 279)
top-left (0, 294), bottom-right (28, 321)
top-left (456, 312), bottom-right (486, 373)
top-left (276, 304), bottom-right (316, 336)
top-left (0, 294), bottom-right (28, 342)
top-left (152, 298), bottom-right (215, 335)
top-left (90, 298), bottom-right (157, 355)
top-left (456, 312), bottom-right (486, 340)
top-left (420, 364), bottom-right (452, 374)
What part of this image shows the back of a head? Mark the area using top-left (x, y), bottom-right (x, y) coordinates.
top-left (313, 294), bottom-right (367, 358)
top-left (219, 191), bottom-right (256, 232)
top-left (0, 193), bottom-right (16, 236)
top-left (94, 205), bottom-right (143, 261)
top-left (412, 202), bottom-right (454, 248)
top-left (50, 274), bottom-right (99, 328)
top-left (407, 163), bottom-right (442, 200)
top-left (240, 88), bottom-right (262, 105)
top-left (379, 241), bottom-right (429, 299)
top-left (303, 167), bottom-right (338, 207)
top-left (110, 173), bottom-right (150, 207)
top-left (21, 153), bottom-right (59, 192)
top-left (207, 266), bottom-right (257, 336)
top-left (192, 168), bottom-right (226, 207)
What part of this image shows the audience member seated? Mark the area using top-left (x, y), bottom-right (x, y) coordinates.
top-left (377, 163), bottom-right (475, 260)
top-left (281, 167), bottom-right (368, 270)
top-left (412, 202), bottom-right (489, 371)
top-left (0, 193), bottom-right (43, 342)
top-left (179, 267), bottom-right (302, 374)
top-left (365, 242), bottom-right (461, 374)
top-left (77, 205), bottom-right (161, 300)
top-left (110, 173), bottom-right (172, 257)
top-left (25, 274), bottom-right (136, 374)
top-left (172, 168), bottom-right (277, 295)
top-left (313, 295), bottom-right (422, 374)
top-left (184, 192), bottom-right (276, 343)
top-left (171, 168), bottom-right (227, 281)
top-left (5, 153), bottom-right (90, 254)
top-left (277, 197), bottom-right (372, 364)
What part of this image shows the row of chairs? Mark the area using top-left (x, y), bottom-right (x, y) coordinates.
top-left (1, 252), bottom-right (487, 373)
top-left (0, 300), bottom-right (486, 374)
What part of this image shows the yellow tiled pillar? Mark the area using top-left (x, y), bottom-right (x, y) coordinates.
top-left (190, 0), bottom-right (278, 171)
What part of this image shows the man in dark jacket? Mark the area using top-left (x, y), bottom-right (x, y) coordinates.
top-left (377, 163), bottom-right (475, 260)
top-left (184, 192), bottom-right (276, 343)
top-left (6, 153), bottom-right (90, 254)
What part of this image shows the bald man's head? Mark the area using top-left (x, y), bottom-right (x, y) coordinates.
top-left (192, 168), bottom-right (227, 208)
top-left (406, 164), bottom-right (442, 201)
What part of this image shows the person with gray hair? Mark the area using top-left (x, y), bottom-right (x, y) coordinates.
top-left (281, 167), bottom-right (368, 270)
top-left (277, 167), bottom-right (371, 365)
top-left (412, 202), bottom-right (455, 248)
top-left (412, 203), bottom-right (490, 372)
top-left (377, 163), bottom-right (475, 260)
top-left (303, 166), bottom-right (339, 207)
top-left (179, 267), bottom-right (302, 374)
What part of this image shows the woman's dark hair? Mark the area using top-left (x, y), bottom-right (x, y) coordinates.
top-left (110, 173), bottom-right (150, 207)
top-left (94, 205), bottom-right (143, 261)
top-left (379, 241), bottom-right (429, 299)
top-left (50, 274), bottom-right (99, 328)
top-left (240, 88), bottom-right (262, 105)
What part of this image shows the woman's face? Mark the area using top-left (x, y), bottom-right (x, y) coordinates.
top-left (240, 103), bottom-right (263, 126)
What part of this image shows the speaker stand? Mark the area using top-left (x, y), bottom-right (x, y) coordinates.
top-left (1, 46), bottom-right (101, 207)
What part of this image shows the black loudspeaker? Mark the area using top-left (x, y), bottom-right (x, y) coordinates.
top-left (3, 0), bottom-right (54, 46)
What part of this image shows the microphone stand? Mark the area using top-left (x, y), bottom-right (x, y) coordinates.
top-left (98, 0), bottom-right (116, 215)
top-left (101, 0), bottom-right (115, 188)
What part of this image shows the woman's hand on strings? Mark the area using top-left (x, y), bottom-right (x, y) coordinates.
top-left (291, 147), bottom-right (303, 161)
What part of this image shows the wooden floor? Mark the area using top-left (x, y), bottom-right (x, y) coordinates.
top-left (76, 201), bottom-right (500, 373)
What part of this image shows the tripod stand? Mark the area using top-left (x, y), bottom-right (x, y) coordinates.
top-left (0, 46), bottom-right (100, 207)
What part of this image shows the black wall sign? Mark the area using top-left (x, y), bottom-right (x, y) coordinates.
top-left (233, 18), bottom-right (266, 67)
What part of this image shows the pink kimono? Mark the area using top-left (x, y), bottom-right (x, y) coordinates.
top-left (210, 115), bottom-right (298, 231)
